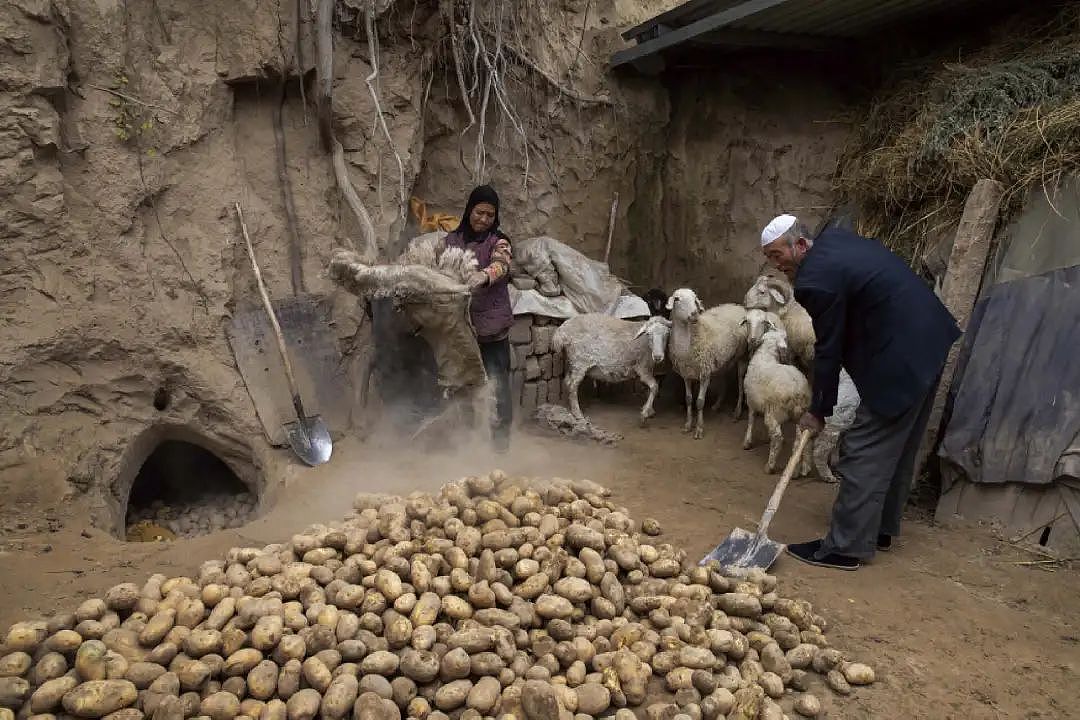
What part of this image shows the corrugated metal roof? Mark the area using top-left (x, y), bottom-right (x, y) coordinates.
top-left (613, 0), bottom-right (1005, 70)
top-left (731, 0), bottom-right (972, 37)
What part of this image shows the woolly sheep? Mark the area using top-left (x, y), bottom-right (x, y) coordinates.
top-left (743, 325), bottom-right (812, 475)
top-left (744, 273), bottom-right (815, 370)
top-left (666, 288), bottom-right (748, 439)
top-left (813, 367), bottom-right (861, 483)
top-left (552, 314), bottom-right (672, 425)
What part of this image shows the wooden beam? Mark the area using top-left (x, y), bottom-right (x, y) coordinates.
top-left (917, 178), bottom-right (1005, 483)
top-left (621, 0), bottom-right (724, 41)
top-left (611, 0), bottom-right (798, 68)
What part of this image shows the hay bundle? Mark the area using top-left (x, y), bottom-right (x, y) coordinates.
top-left (835, 6), bottom-right (1080, 260)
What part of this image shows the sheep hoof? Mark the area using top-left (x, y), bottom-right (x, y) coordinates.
top-left (742, 440), bottom-right (753, 450)
top-left (693, 428), bottom-right (704, 440)
top-left (682, 424), bottom-right (693, 434)
top-left (765, 463), bottom-right (778, 474)
top-left (638, 415), bottom-right (649, 427)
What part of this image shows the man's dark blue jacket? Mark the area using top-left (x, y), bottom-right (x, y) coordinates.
top-left (794, 227), bottom-right (961, 420)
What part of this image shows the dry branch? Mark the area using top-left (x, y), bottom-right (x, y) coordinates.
top-left (364, 3), bottom-right (407, 214)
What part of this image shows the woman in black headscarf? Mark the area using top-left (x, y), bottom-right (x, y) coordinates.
top-left (445, 185), bottom-right (514, 453)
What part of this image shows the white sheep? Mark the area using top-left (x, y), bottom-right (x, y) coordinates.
top-left (552, 314), bottom-right (671, 425)
top-left (813, 367), bottom-right (861, 483)
top-left (744, 273), bottom-right (815, 370)
top-left (666, 288), bottom-right (748, 439)
top-left (743, 324), bottom-right (812, 475)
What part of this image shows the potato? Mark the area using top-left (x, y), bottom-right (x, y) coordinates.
top-left (104, 708), bottom-right (145, 720)
top-left (125, 662), bottom-right (166, 689)
top-left (177, 661), bottom-right (211, 692)
top-left (140, 612), bottom-right (176, 647)
top-left (319, 675), bottom-right (358, 720)
top-left (246, 661), bottom-right (278, 701)
top-left (794, 693), bottom-right (821, 717)
top-left (276, 661), bottom-right (301, 700)
top-left (826, 669), bottom-right (851, 695)
top-left (105, 585), bottom-right (141, 613)
top-left (32, 652), bottom-right (68, 683)
top-left (76, 642), bottom-right (110, 682)
top-left (0, 677), bottom-right (30, 709)
top-left (223, 651), bottom-right (263, 679)
top-left (61, 679), bottom-right (138, 717)
top-left (284, 689), bottom-right (320, 720)
top-left (359, 652), bottom-right (397, 677)
top-left (842, 662), bottom-right (875, 686)
top-left (250, 619), bottom-right (283, 653)
top-left (399, 651), bottom-right (438, 684)
top-left (200, 692), bottom-right (241, 720)
top-left (259, 699), bottom-right (287, 720)
top-left (5, 623), bottom-right (47, 653)
top-left (0, 653), bottom-right (30, 680)
top-left (46, 630), bottom-right (84, 654)
top-left (30, 675), bottom-right (87, 712)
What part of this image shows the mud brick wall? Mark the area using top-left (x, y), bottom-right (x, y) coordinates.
top-left (509, 315), bottom-right (568, 417)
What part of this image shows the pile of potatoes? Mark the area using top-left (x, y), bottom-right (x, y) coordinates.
top-left (126, 493), bottom-right (258, 540)
top-left (1, 472), bottom-right (875, 720)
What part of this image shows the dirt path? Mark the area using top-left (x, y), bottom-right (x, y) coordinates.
top-left (2, 401), bottom-right (1077, 719)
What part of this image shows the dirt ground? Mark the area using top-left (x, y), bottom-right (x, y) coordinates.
top-left (1, 399), bottom-right (1077, 720)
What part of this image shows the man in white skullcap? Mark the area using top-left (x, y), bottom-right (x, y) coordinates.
top-left (759, 215), bottom-right (961, 570)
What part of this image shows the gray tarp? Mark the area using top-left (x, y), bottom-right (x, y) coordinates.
top-left (939, 264), bottom-right (1080, 488)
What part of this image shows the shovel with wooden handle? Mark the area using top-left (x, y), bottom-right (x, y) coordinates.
top-left (701, 428), bottom-right (814, 571)
top-left (235, 202), bottom-right (332, 466)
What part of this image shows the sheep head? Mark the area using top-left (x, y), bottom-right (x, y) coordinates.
top-left (742, 308), bottom-right (784, 350)
top-left (667, 288), bottom-right (704, 323)
top-left (634, 316), bottom-right (672, 364)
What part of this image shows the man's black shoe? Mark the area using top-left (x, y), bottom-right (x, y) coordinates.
top-left (877, 534), bottom-right (892, 552)
top-left (786, 539), bottom-right (860, 571)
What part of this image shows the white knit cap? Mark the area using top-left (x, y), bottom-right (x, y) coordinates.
top-left (761, 214), bottom-right (797, 247)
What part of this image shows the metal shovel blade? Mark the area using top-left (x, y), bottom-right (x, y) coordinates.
top-left (700, 526), bottom-right (785, 571)
top-left (283, 414), bottom-right (333, 466)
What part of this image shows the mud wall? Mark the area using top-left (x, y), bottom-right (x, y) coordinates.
top-left (625, 62), bottom-right (857, 304)
top-left (0, 0), bottom-right (672, 534)
top-left (0, 0), bottom-right (854, 535)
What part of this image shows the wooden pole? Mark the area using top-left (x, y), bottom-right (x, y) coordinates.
top-left (916, 178), bottom-right (1004, 483)
top-left (603, 192), bottom-right (619, 266)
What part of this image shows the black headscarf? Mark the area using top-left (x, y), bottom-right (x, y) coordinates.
top-left (455, 184), bottom-right (509, 242)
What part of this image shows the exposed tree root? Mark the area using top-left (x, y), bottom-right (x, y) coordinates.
top-left (316, 0), bottom-right (379, 261)
top-left (364, 2), bottom-right (407, 215)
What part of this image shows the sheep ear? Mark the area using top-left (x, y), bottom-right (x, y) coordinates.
top-left (769, 288), bottom-right (787, 305)
top-left (695, 299), bottom-right (704, 313)
top-left (661, 318), bottom-right (672, 328)
top-left (634, 324), bottom-right (649, 339)
top-left (739, 318), bottom-right (748, 327)
top-left (665, 296), bottom-right (675, 310)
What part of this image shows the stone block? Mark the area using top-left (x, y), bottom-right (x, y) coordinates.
top-left (510, 316), bottom-right (533, 344)
top-left (536, 380), bottom-right (548, 405)
top-left (521, 382), bottom-right (539, 415)
top-left (512, 371), bottom-right (525, 406)
top-left (534, 315), bottom-right (551, 326)
top-left (525, 356), bottom-right (541, 381)
top-left (532, 325), bottom-right (556, 354)
top-left (511, 344), bottom-right (529, 371)
top-left (540, 354), bottom-right (553, 380)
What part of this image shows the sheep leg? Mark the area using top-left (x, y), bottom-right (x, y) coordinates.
top-left (637, 369), bottom-right (659, 425)
top-left (682, 377), bottom-right (694, 433)
top-left (693, 374), bottom-right (710, 440)
top-left (763, 412), bottom-right (783, 473)
top-left (565, 367), bottom-right (588, 421)
top-left (813, 429), bottom-right (839, 483)
top-left (709, 372), bottom-right (726, 412)
top-left (732, 359), bottom-right (747, 422)
top-left (743, 408), bottom-right (756, 450)
top-left (799, 432), bottom-right (814, 478)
